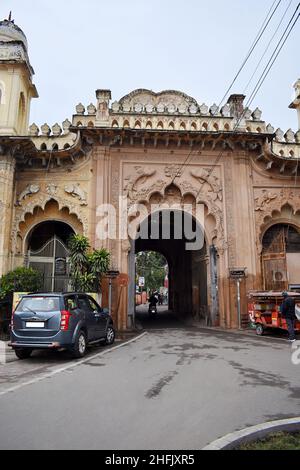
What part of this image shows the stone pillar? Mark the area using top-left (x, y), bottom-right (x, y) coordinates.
top-left (230, 152), bottom-right (257, 327)
top-left (217, 248), bottom-right (230, 329)
top-left (127, 240), bottom-right (136, 327)
top-left (0, 149), bottom-right (16, 276)
top-left (92, 147), bottom-right (111, 251)
top-left (209, 245), bottom-right (219, 326)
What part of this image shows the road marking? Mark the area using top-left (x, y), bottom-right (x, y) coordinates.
top-left (0, 332), bottom-right (147, 398)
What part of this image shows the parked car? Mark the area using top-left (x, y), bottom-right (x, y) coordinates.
top-left (9, 293), bottom-right (115, 360)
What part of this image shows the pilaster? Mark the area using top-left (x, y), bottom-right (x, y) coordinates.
top-left (0, 150), bottom-right (16, 275)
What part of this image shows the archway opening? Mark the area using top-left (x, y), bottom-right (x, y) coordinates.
top-left (135, 251), bottom-right (171, 327)
top-left (262, 223), bottom-right (300, 291)
top-left (132, 209), bottom-right (208, 328)
top-left (27, 221), bottom-right (75, 292)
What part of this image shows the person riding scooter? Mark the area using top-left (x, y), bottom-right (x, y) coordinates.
top-left (148, 292), bottom-right (158, 315)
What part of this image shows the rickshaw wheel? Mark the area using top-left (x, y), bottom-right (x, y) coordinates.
top-left (256, 324), bottom-right (265, 336)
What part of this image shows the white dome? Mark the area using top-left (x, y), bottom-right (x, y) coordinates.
top-left (0, 20), bottom-right (28, 50)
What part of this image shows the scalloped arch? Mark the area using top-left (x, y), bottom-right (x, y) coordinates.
top-left (12, 198), bottom-right (87, 254)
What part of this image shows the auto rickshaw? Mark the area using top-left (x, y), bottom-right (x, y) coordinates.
top-left (248, 291), bottom-right (300, 336)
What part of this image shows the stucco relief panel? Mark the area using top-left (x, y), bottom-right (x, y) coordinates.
top-left (11, 182), bottom-right (89, 252)
top-left (121, 161), bottom-right (226, 250)
top-left (254, 187), bottom-right (300, 229)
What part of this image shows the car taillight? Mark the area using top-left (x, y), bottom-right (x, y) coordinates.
top-left (60, 310), bottom-right (72, 331)
top-left (10, 310), bottom-right (15, 329)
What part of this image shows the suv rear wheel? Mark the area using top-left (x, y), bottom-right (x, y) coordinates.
top-left (105, 326), bottom-right (115, 345)
top-left (15, 348), bottom-right (32, 360)
top-left (71, 331), bottom-right (87, 358)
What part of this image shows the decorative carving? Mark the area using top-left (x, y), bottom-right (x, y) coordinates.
top-left (285, 129), bottom-right (295, 143)
top-left (41, 123), bottom-right (51, 136)
top-left (255, 188), bottom-right (300, 236)
top-left (46, 183), bottom-right (58, 196)
top-left (123, 163), bottom-right (225, 248)
top-left (87, 103), bottom-right (96, 115)
top-left (62, 119), bottom-right (72, 133)
top-left (255, 190), bottom-right (277, 211)
top-left (199, 103), bottom-right (209, 115)
top-left (252, 108), bottom-right (262, 121)
top-left (165, 165), bottom-right (182, 179)
top-left (221, 104), bottom-right (230, 118)
top-left (76, 103), bottom-right (85, 115)
top-left (64, 184), bottom-right (88, 205)
top-left (210, 104), bottom-right (219, 116)
top-left (244, 108), bottom-right (252, 120)
top-left (52, 123), bottom-right (62, 136)
top-left (17, 184), bottom-right (40, 205)
top-left (189, 104), bottom-right (198, 114)
top-left (29, 123), bottom-right (39, 136)
top-left (118, 89), bottom-right (199, 116)
top-left (111, 101), bottom-right (120, 112)
top-left (11, 196), bottom-right (88, 252)
top-left (124, 167), bottom-right (157, 201)
top-left (275, 128), bottom-right (284, 142)
top-left (191, 169), bottom-right (223, 202)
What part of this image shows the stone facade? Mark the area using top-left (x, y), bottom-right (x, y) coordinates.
top-left (1, 19), bottom-right (300, 330)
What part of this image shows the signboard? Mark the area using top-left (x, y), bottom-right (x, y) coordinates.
top-left (106, 270), bottom-right (120, 279)
top-left (139, 277), bottom-right (145, 287)
top-left (55, 257), bottom-right (67, 276)
top-left (229, 268), bottom-right (247, 279)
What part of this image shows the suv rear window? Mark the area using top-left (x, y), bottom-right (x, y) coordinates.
top-left (16, 297), bottom-right (60, 313)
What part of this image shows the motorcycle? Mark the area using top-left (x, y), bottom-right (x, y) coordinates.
top-left (148, 304), bottom-right (158, 317)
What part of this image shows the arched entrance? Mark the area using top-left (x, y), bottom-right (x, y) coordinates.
top-left (26, 221), bottom-right (75, 292)
top-left (129, 208), bottom-right (213, 326)
top-left (262, 223), bottom-right (300, 291)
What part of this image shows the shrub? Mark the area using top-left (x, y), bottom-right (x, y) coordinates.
top-left (0, 267), bottom-right (43, 300)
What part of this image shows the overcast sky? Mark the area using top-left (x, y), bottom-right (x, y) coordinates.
top-left (1, 0), bottom-right (299, 131)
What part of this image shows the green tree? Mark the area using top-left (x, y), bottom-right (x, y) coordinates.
top-left (136, 251), bottom-right (167, 292)
top-left (0, 267), bottom-right (43, 300)
top-left (68, 235), bottom-right (110, 292)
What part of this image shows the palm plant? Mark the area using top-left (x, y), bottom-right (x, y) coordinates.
top-left (68, 235), bottom-right (110, 293)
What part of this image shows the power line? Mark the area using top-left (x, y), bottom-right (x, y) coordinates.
top-left (194, 3), bottom-right (300, 203)
top-left (243, 0), bottom-right (294, 94)
top-left (172, 0), bottom-right (284, 183)
top-left (218, 0), bottom-right (282, 109)
top-left (243, 2), bottom-right (300, 115)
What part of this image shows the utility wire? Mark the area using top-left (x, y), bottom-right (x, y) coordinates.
top-left (243, 2), bottom-right (300, 115)
top-left (194, 3), bottom-right (300, 203)
top-left (218, 0), bottom-right (282, 109)
top-left (172, 0), bottom-right (283, 183)
top-left (243, 0), bottom-right (293, 94)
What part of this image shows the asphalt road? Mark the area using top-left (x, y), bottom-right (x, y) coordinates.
top-left (0, 324), bottom-right (299, 450)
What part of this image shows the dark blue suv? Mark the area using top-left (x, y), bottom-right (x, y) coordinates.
top-left (9, 293), bottom-right (115, 359)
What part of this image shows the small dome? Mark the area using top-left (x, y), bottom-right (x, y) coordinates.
top-left (0, 19), bottom-right (28, 50)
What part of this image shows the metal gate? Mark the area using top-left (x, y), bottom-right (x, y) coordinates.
top-left (28, 235), bottom-right (71, 292)
top-left (262, 226), bottom-right (288, 291)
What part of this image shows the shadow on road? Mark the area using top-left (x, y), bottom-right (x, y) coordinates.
top-left (135, 305), bottom-right (186, 330)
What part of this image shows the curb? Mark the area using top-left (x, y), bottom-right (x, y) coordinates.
top-left (202, 417), bottom-right (300, 450)
top-left (0, 341), bottom-right (16, 364)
